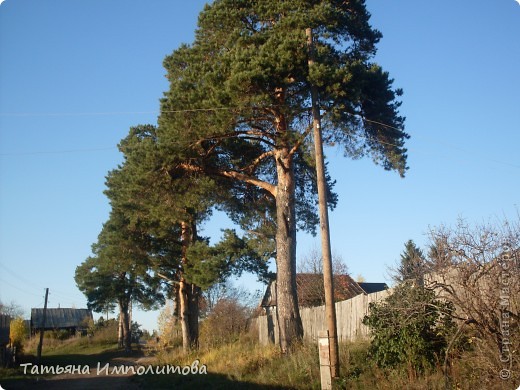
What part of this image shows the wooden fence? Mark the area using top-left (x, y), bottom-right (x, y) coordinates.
top-left (252, 289), bottom-right (392, 345)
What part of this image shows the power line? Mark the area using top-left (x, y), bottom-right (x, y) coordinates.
top-left (0, 111), bottom-right (159, 117)
top-left (0, 107), bottom-right (245, 117)
top-left (0, 263), bottom-right (85, 303)
top-left (0, 263), bottom-right (45, 289)
top-left (0, 107), bottom-right (518, 169)
top-left (0, 277), bottom-right (44, 298)
top-left (0, 146), bottom-right (116, 157)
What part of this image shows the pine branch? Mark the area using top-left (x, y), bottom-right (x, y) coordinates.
top-left (240, 150), bottom-right (276, 174)
top-left (178, 162), bottom-right (277, 197)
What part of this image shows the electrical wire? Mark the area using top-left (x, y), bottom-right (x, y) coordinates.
top-left (0, 263), bottom-right (85, 304)
top-left (0, 146), bottom-right (116, 157)
top-left (0, 277), bottom-right (44, 298)
top-left (0, 107), bottom-right (518, 169)
top-left (0, 263), bottom-right (45, 289)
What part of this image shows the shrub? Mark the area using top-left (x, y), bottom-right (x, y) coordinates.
top-left (199, 297), bottom-right (250, 349)
top-left (90, 318), bottom-right (119, 345)
top-left (363, 282), bottom-right (456, 372)
top-left (9, 317), bottom-right (27, 353)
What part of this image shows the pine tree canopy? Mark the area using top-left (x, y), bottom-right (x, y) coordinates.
top-left (75, 209), bottom-right (164, 313)
top-left (159, 0), bottom-right (408, 183)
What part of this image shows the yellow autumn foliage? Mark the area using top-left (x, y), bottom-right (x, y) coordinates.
top-left (9, 317), bottom-right (27, 351)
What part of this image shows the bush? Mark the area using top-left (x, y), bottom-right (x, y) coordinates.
top-left (199, 297), bottom-right (250, 349)
top-left (90, 318), bottom-right (119, 345)
top-left (363, 282), bottom-right (456, 372)
top-left (9, 317), bottom-right (27, 353)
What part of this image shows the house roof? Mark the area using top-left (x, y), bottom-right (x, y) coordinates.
top-left (261, 273), bottom-right (366, 308)
top-left (0, 314), bottom-right (12, 345)
top-left (358, 282), bottom-right (389, 294)
top-left (31, 308), bottom-right (92, 330)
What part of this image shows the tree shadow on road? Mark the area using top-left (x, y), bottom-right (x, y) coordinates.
top-left (137, 371), bottom-right (296, 389)
top-left (3, 370), bottom-right (295, 390)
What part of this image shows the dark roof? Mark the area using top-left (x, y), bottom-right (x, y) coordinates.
top-left (358, 282), bottom-right (389, 294)
top-left (0, 314), bottom-right (12, 345)
top-left (31, 308), bottom-right (92, 330)
top-left (261, 273), bottom-right (365, 308)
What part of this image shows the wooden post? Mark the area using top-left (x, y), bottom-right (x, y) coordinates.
top-left (36, 288), bottom-right (49, 365)
top-left (306, 27), bottom-right (340, 378)
top-left (318, 330), bottom-right (332, 390)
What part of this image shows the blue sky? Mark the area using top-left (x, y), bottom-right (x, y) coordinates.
top-left (1, 0), bottom-right (519, 332)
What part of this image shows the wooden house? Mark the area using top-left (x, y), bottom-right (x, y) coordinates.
top-left (31, 308), bottom-right (92, 335)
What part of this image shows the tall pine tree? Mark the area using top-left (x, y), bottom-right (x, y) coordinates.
top-left (75, 209), bottom-right (163, 352)
top-left (158, 0), bottom-right (408, 351)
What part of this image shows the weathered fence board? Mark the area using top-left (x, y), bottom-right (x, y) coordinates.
top-left (252, 289), bottom-right (392, 345)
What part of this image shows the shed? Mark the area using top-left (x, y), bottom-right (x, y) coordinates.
top-left (31, 308), bottom-right (92, 334)
top-left (261, 273), bottom-right (366, 309)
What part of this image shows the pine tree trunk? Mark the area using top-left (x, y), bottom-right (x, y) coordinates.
top-left (179, 277), bottom-right (191, 352)
top-left (119, 301), bottom-right (131, 353)
top-left (187, 282), bottom-right (200, 349)
top-left (171, 284), bottom-right (180, 340)
top-left (178, 280), bottom-right (200, 351)
top-left (118, 312), bottom-right (123, 348)
top-left (179, 220), bottom-right (200, 351)
top-left (275, 148), bottom-right (303, 352)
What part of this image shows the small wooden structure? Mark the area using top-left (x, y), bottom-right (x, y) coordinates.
top-left (259, 273), bottom-right (366, 344)
top-left (31, 308), bottom-right (92, 335)
top-left (255, 275), bottom-right (392, 345)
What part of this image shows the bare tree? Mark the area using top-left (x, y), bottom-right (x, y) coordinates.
top-left (199, 282), bottom-right (261, 349)
top-left (0, 300), bottom-right (24, 318)
top-left (425, 217), bottom-right (519, 383)
top-left (297, 246), bottom-right (349, 276)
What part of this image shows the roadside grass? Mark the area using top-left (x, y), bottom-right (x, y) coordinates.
top-left (0, 322), bottom-right (123, 382)
top-left (137, 333), bottom-right (316, 389)
top-left (2, 330), bottom-right (518, 389)
top-left (138, 335), bottom-right (519, 390)
top-left (0, 340), bottom-right (122, 380)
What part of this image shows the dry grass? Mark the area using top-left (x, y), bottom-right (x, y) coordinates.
top-left (145, 333), bottom-right (519, 390)
top-left (6, 323), bottom-right (519, 389)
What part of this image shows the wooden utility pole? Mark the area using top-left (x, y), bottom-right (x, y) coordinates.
top-left (37, 288), bottom-right (49, 365)
top-left (306, 27), bottom-right (340, 378)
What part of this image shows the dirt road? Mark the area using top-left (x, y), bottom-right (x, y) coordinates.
top-left (2, 354), bottom-right (156, 389)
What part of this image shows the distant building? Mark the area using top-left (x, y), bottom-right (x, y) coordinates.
top-left (31, 308), bottom-right (93, 335)
top-left (358, 282), bottom-right (389, 294)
